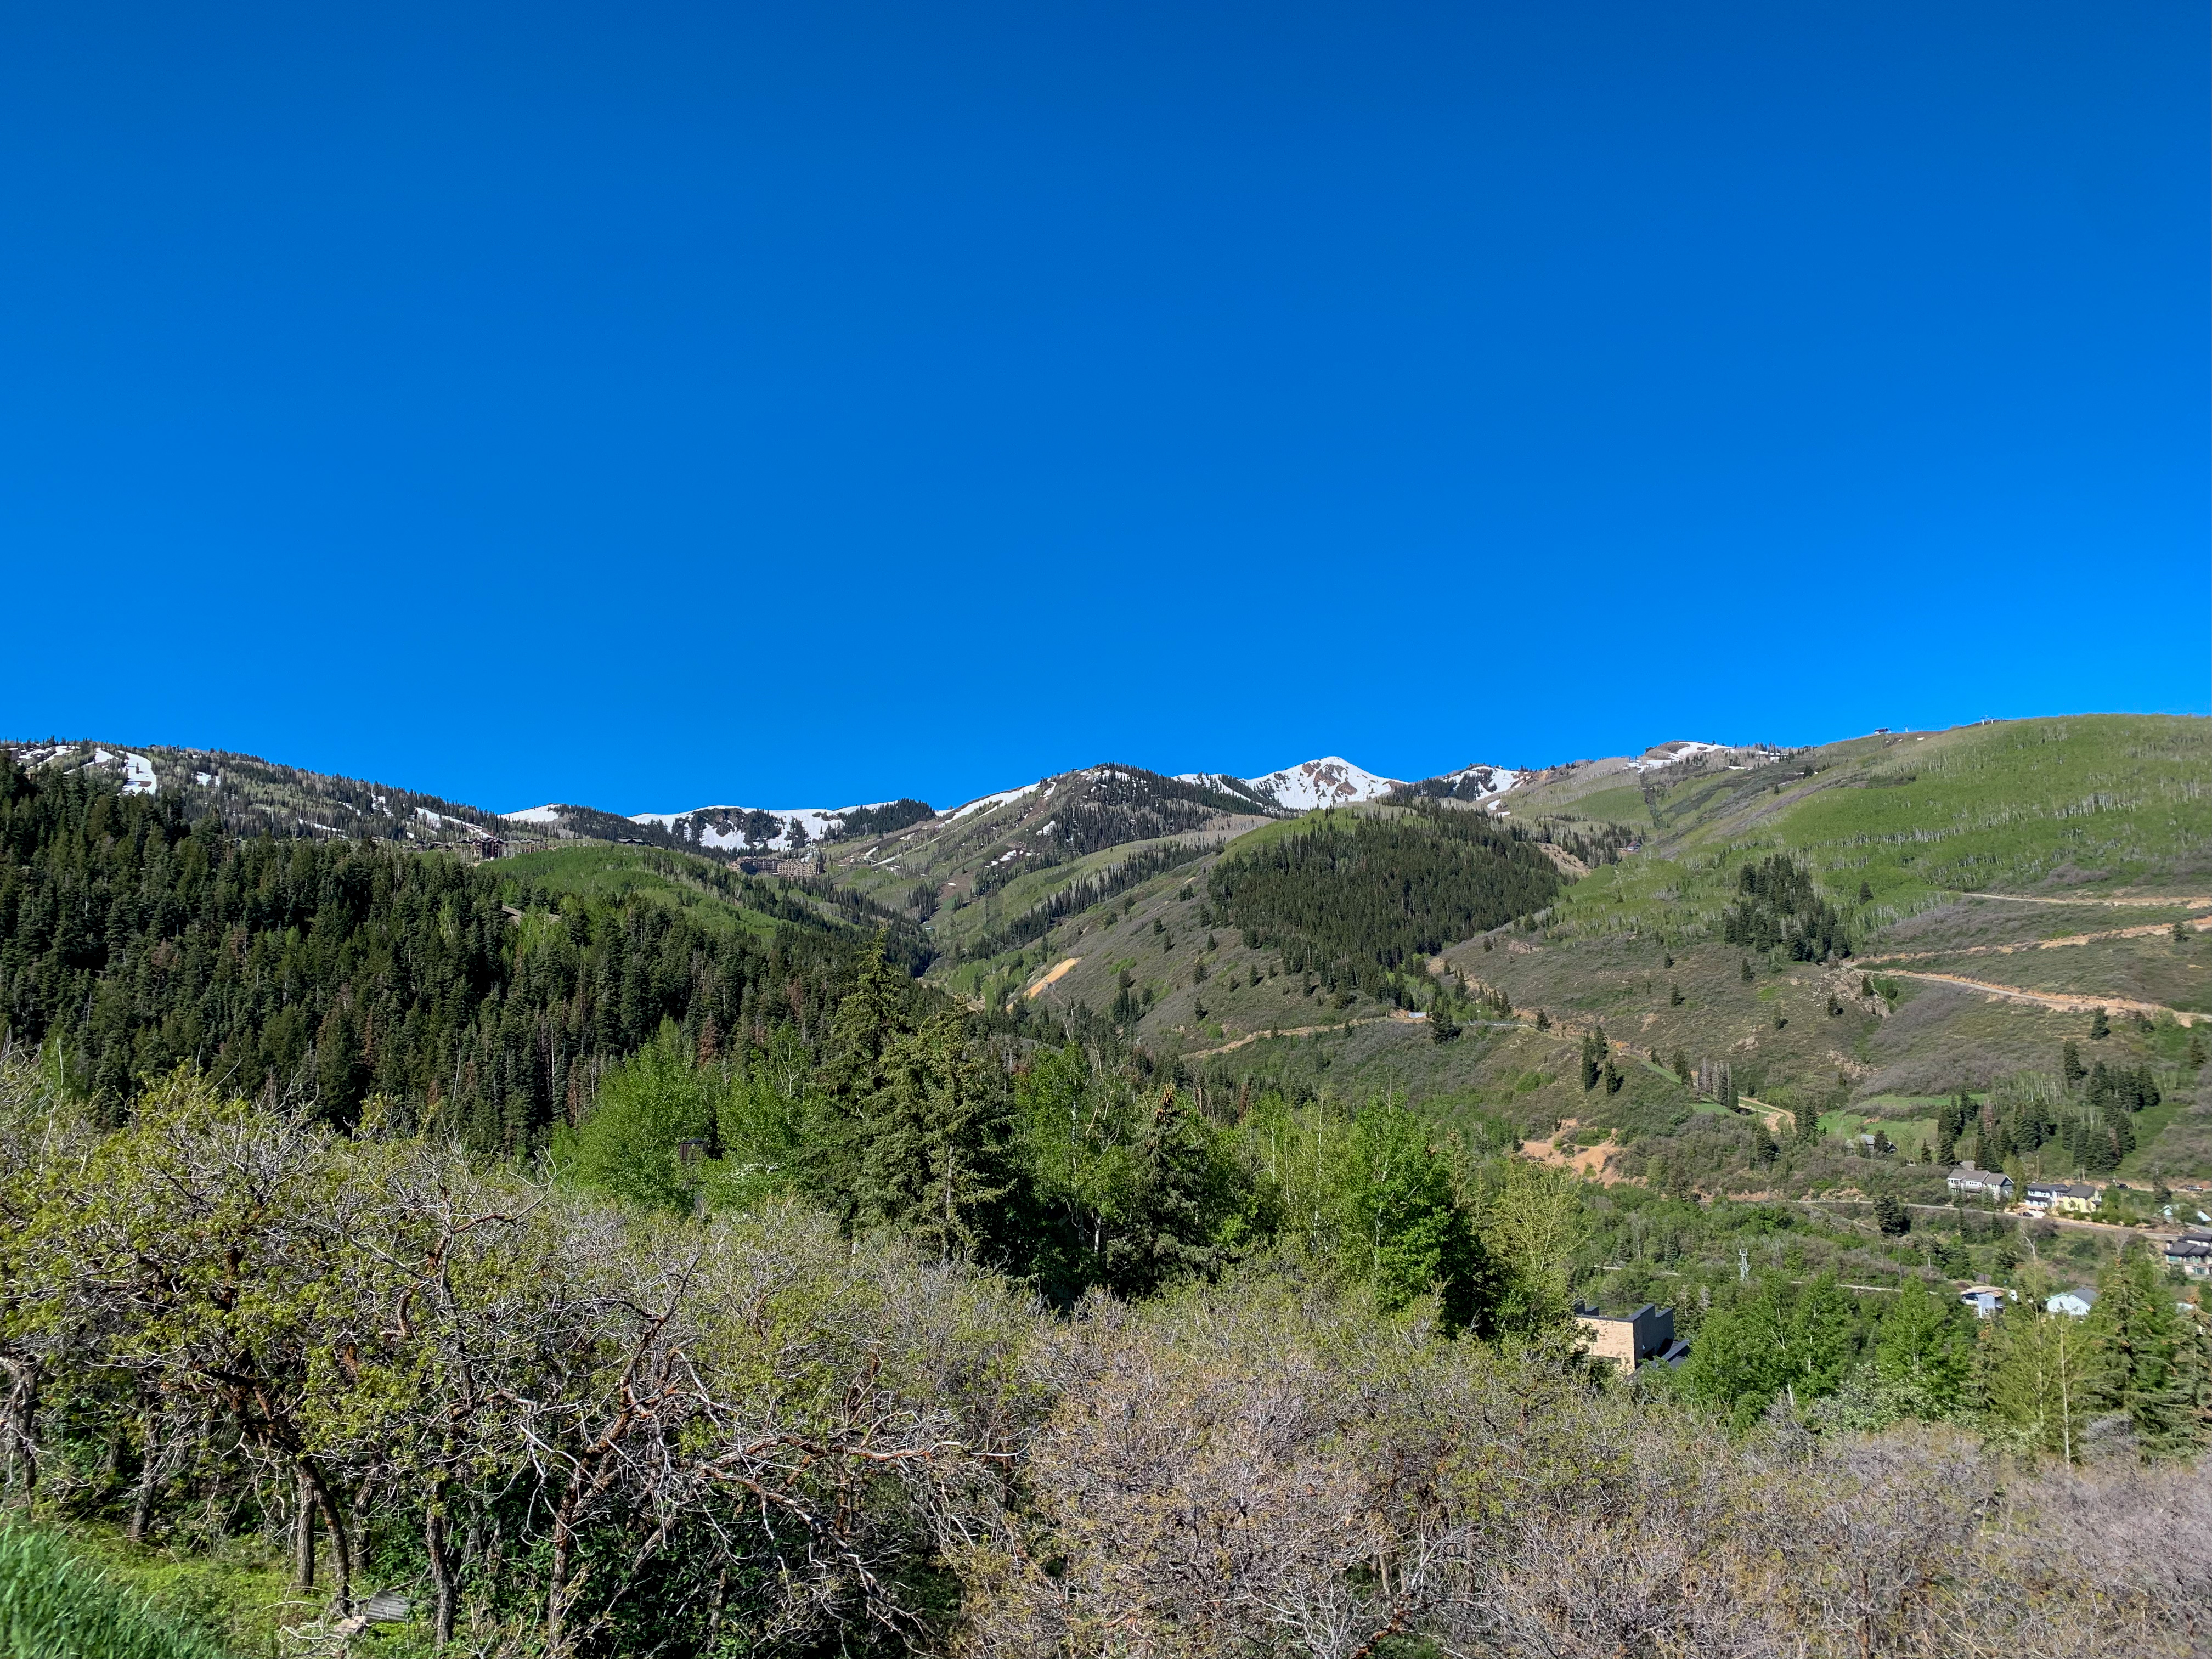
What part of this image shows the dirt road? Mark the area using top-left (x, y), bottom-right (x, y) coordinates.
top-left (1874, 969), bottom-right (2204, 1026)
top-left (1859, 912), bottom-right (2212, 966)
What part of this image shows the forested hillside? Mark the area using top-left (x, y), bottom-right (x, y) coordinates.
top-left (0, 756), bottom-right (891, 1147)
top-left (1209, 803), bottom-right (1561, 983)
top-left (2, 720), bottom-right (2210, 1656)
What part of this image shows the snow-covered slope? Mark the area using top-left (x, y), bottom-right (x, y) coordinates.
top-left (1204, 757), bottom-right (1406, 811)
top-left (10, 743), bottom-right (159, 796)
top-left (1430, 763), bottom-right (1520, 799)
top-left (628, 804), bottom-right (886, 854)
top-left (1632, 740), bottom-right (1732, 771)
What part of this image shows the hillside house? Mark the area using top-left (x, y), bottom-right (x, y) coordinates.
top-left (1573, 1303), bottom-right (1679, 1371)
top-left (2046, 1287), bottom-right (2098, 1318)
top-left (2052, 1184), bottom-right (2102, 1216)
top-left (1957, 1285), bottom-right (2016, 1319)
top-left (1945, 1161), bottom-right (2013, 1202)
top-left (2164, 1233), bottom-right (2212, 1279)
top-left (2023, 1181), bottom-right (2101, 1216)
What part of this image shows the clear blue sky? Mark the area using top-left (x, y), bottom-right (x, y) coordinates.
top-left (1, 4), bottom-right (2203, 813)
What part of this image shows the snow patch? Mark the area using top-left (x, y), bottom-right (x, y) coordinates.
top-left (629, 800), bottom-right (904, 854)
top-left (120, 753), bottom-right (156, 795)
top-left (944, 784), bottom-right (1036, 822)
top-left (503, 805), bottom-right (567, 825)
top-left (1431, 763), bottom-right (1520, 800)
top-left (1630, 741), bottom-right (1731, 772)
top-left (1243, 757), bottom-right (1405, 811)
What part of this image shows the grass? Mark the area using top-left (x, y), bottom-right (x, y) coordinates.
top-left (0, 1523), bottom-right (236, 1659)
top-left (496, 845), bottom-right (783, 938)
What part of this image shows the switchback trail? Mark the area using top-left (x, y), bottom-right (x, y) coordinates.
top-left (1876, 969), bottom-right (2205, 1026)
top-left (1859, 911), bottom-right (2212, 965)
top-left (1955, 890), bottom-right (2212, 909)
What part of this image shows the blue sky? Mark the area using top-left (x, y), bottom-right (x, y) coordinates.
top-left (1, 3), bottom-right (2203, 814)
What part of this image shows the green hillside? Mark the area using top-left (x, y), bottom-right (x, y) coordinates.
top-left (935, 716), bottom-right (2211, 1188)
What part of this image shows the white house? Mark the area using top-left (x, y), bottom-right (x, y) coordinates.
top-left (2046, 1286), bottom-right (2098, 1318)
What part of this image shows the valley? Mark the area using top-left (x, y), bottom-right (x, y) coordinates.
top-left (2, 713), bottom-right (2209, 1657)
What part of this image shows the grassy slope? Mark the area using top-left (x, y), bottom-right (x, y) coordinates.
top-left (494, 845), bottom-right (787, 938)
top-left (969, 718), bottom-right (2212, 1182)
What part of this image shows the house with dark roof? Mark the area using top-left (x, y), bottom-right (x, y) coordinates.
top-left (1572, 1303), bottom-right (1679, 1371)
top-left (2164, 1233), bottom-right (2212, 1279)
top-left (2023, 1180), bottom-right (2102, 1215)
top-left (2046, 1286), bottom-right (2098, 1318)
top-left (1946, 1161), bottom-right (2014, 1202)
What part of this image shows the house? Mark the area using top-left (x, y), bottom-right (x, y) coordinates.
top-left (2022, 1180), bottom-right (2101, 1216)
top-left (2046, 1286), bottom-right (2098, 1318)
top-left (1945, 1161), bottom-right (2014, 1202)
top-left (1957, 1285), bottom-right (2016, 1319)
top-left (2050, 1183), bottom-right (2103, 1216)
top-left (1573, 1303), bottom-right (1678, 1371)
top-left (2164, 1233), bottom-right (2212, 1279)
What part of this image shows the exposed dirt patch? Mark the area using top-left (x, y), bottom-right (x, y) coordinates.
top-left (1520, 1119), bottom-right (1634, 1183)
top-left (1860, 913), bottom-right (2212, 965)
top-left (1024, 957), bottom-right (1081, 998)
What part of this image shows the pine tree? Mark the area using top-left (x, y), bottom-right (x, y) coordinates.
top-left (1869, 1286), bottom-right (1970, 1420)
top-left (2062, 1040), bottom-right (2087, 1088)
top-left (1741, 957), bottom-right (1754, 983)
top-left (2088, 1007), bottom-right (2110, 1041)
top-left (1669, 983), bottom-right (1685, 1006)
top-left (2085, 1245), bottom-right (2199, 1459)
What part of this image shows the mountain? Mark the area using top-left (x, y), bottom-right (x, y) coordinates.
top-left (11, 717), bottom-right (2208, 1184)
top-left (2, 738), bottom-right (512, 850)
top-left (504, 798), bottom-right (936, 854)
top-left (1182, 757), bottom-right (1404, 811)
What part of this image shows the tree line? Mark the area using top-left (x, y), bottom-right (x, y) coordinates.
top-left (1206, 804), bottom-right (1561, 988)
top-left (0, 757), bottom-right (880, 1150)
top-left (1721, 851), bottom-right (1852, 961)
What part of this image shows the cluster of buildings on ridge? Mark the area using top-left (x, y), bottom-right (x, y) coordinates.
top-left (1942, 1160), bottom-right (2212, 1279)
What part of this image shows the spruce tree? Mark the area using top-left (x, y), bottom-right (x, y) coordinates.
top-left (2085, 1245), bottom-right (2199, 1459)
top-left (2088, 1007), bottom-right (2110, 1041)
top-left (2062, 1041), bottom-right (2087, 1088)
top-left (1870, 1286), bottom-right (1970, 1420)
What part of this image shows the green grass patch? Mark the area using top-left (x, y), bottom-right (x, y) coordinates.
top-left (498, 846), bottom-right (782, 938)
top-left (0, 1524), bottom-right (239, 1659)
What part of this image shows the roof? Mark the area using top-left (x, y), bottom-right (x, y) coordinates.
top-left (2048, 1286), bottom-right (2098, 1310)
top-left (1947, 1165), bottom-right (2012, 1186)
